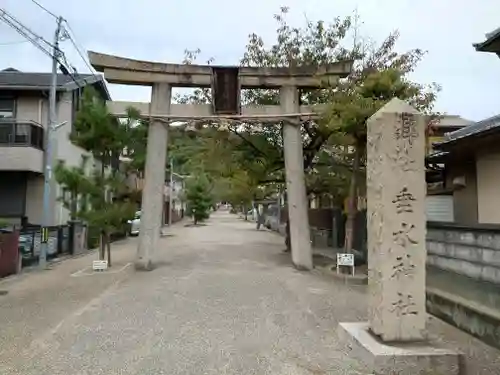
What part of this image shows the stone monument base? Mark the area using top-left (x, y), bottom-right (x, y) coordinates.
top-left (338, 322), bottom-right (461, 375)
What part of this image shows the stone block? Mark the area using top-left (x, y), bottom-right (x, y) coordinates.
top-left (482, 248), bottom-right (500, 267)
top-left (454, 243), bottom-right (482, 263)
top-left (426, 229), bottom-right (445, 242)
top-left (458, 259), bottom-right (482, 280)
top-left (338, 322), bottom-right (461, 375)
top-left (428, 241), bottom-right (446, 256)
top-left (491, 233), bottom-right (500, 250)
top-left (458, 231), bottom-right (476, 246)
top-left (482, 265), bottom-right (500, 284)
top-left (476, 232), bottom-right (495, 249)
top-left (426, 255), bottom-right (438, 266)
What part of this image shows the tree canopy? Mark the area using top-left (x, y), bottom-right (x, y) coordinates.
top-left (164, 7), bottom-right (439, 213)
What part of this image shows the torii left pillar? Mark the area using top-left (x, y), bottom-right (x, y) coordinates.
top-left (136, 83), bottom-right (171, 270)
top-left (281, 85), bottom-right (313, 270)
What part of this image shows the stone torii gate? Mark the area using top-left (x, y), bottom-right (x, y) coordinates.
top-left (88, 51), bottom-right (353, 271)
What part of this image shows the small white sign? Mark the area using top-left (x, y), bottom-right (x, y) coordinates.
top-left (336, 253), bottom-right (355, 277)
top-left (92, 260), bottom-right (108, 271)
top-left (337, 253), bottom-right (354, 266)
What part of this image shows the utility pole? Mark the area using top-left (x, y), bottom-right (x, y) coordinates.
top-left (39, 16), bottom-right (63, 268)
top-left (168, 159), bottom-right (173, 226)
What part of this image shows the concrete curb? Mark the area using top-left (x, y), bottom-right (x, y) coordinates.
top-left (426, 287), bottom-right (500, 350)
top-left (316, 264), bottom-right (368, 285)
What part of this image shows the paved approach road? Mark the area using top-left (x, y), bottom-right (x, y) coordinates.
top-left (1, 211), bottom-right (499, 374)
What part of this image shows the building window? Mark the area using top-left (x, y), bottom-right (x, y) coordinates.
top-left (0, 98), bottom-right (15, 119)
top-left (15, 123), bottom-right (29, 144)
top-left (0, 122), bottom-right (13, 143)
top-left (30, 125), bottom-right (44, 149)
top-left (0, 121), bottom-right (44, 149)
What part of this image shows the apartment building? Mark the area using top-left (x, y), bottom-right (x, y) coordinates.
top-left (0, 68), bottom-right (111, 226)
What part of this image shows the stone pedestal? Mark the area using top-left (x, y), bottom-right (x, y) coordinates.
top-left (339, 322), bottom-right (460, 375)
top-left (136, 83), bottom-right (171, 271)
top-left (338, 98), bottom-right (461, 374)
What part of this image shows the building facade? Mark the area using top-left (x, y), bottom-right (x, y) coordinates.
top-left (430, 115), bottom-right (500, 225)
top-left (164, 173), bottom-right (185, 224)
top-left (424, 26), bottom-right (500, 225)
top-left (0, 68), bottom-right (111, 226)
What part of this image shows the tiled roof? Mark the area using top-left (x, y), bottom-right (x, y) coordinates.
top-left (436, 115), bottom-right (473, 128)
top-left (474, 27), bottom-right (500, 52)
top-left (439, 114), bottom-right (500, 145)
top-left (0, 70), bottom-right (97, 90)
top-left (486, 27), bottom-right (500, 40)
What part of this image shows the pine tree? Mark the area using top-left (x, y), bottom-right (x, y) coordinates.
top-left (184, 174), bottom-right (213, 225)
top-left (54, 156), bottom-right (90, 220)
top-left (55, 86), bottom-right (138, 265)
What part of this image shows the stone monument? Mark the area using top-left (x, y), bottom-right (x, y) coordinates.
top-left (339, 98), bottom-right (461, 375)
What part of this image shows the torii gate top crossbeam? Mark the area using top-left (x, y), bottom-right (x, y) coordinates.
top-left (88, 51), bottom-right (353, 89)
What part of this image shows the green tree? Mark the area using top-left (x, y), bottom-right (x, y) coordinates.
top-left (121, 107), bottom-right (148, 177)
top-left (71, 87), bottom-right (124, 173)
top-left (324, 44), bottom-right (439, 252)
top-left (239, 7), bottom-right (439, 252)
top-left (184, 174), bottom-right (213, 225)
top-left (79, 168), bottom-right (136, 264)
top-left (54, 156), bottom-right (90, 220)
top-left (55, 159), bottom-right (136, 264)
top-left (56, 86), bottom-right (138, 264)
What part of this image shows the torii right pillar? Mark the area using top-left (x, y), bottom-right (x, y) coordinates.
top-left (338, 98), bottom-right (461, 375)
top-left (280, 85), bottom-right (312, 270)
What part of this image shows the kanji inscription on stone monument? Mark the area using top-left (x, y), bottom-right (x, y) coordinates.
top-left (366, 98), bottom-right (426, 342)
top-left (392, 187), bottom-right (416, 213)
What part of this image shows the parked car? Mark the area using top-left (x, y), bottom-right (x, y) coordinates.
top-left (127, 211), bottom-right (141, 236)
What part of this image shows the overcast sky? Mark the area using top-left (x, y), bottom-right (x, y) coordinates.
top-left (1, 0), bottom-right (499, 121)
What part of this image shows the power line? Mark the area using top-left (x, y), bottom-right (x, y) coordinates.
top-left (0, 39), bottom-right (29, 46)
top-left (62, 21), bottom-right (99, 79)
top-left (0, 8), bottom-right (55, 58)
top-left (0, 7), bottom-right (80, 86)
top-left (24, 2), bottom-right (99, 81)
top-left (30, 0), bottom-right (58, 20)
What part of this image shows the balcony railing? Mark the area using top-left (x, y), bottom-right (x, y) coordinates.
top-left (0, 120), bottom-right (44, 150)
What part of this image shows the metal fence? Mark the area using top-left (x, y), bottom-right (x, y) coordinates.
top-left (18, 225), bottom-right (70, 266)
top-left (270, 207), bottom-right (368, 262)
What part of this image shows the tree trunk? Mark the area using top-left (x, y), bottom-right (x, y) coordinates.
top-left (100, 155), bottom-right (105, 177)
top-left (344, 139), bottom-right (363, 253)
top-left (106, 232), bottom-right (111, 267)
top-left (244, 205), bottom-right (248, 221)
top-left (255, 203), bottom-right (261, 230)
top-left (70, 192), bottom-right (77, 221)
top-left (284, 217), bottom-right (291, 252)
top-left (99, 231), bottom-right (105, 260)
